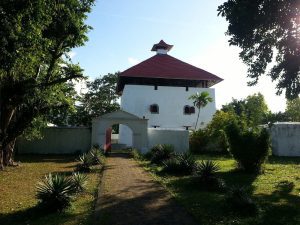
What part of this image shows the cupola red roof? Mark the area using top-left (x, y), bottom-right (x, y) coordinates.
top-left (117, 40), bottom-right (223, 94)
top-left (151, 40), bottom-right (173, 52)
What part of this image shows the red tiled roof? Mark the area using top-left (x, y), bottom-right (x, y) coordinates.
top-left (120, 54), bottom-right (223, 83)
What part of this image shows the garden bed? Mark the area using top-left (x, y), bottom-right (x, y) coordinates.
top-left (139, 154), bottom-right (300, 225)
top-left (0, 154), bottom-right (101, 225)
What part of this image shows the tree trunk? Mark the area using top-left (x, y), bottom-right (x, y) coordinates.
top-left (195, 108), bottom-right (200, 130)
top-left (4, 138), bottom-right (16, 166)
top-left (0, 106), bottom-right (16, 169)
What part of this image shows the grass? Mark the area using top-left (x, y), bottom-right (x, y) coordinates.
top-left (0, 154), bottom-right (102, 225)
top-left (139, 153), bottom-right (300, 225)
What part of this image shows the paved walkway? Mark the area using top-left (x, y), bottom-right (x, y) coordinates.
top-left (94, 153), bottom-right (198, 225)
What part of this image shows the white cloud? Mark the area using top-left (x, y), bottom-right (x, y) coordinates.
top-left (67, 51), bottom-right (77, 59)
top-left (186, 38), bottom-right (286, 112)
top-left (128, 57), bottom-right (140, 66)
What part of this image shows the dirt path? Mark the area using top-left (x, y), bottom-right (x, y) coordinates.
top-left (94, 153), bottom-right (198, 225)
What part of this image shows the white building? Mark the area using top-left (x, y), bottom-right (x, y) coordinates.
top-left (117, 40), bottom-right (223, 146)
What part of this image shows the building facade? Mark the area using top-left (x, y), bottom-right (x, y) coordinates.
top-left (117, 40), bottom-right (223, 146)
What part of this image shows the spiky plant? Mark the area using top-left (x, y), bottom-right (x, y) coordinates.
top-left (76, 153), bottom-right (93, 172)
top-left (194, 160), bottom-right (226, 191)
top-left (150, 144), bottom-right (174, 164)
top-left (162, 157), bottom-right (181, 174)
top-left (71, 172), bottom-right (88, 193)
top-left (88, 147), bottom-right (104, 165)
top-left (36, 173), bottom-right (75, 212)
top-left (195, 160), bottom-right (220, 179)
top-left (177, 152), bottom-right (196, 174)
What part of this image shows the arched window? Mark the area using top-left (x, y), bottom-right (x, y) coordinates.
top-left (184, 105), bottom-right (190, 114)
top-left (150, 104), bottom-right (159, 114)
top-left (190, 106), bottom-right (195, 114)
top-left (184, 106), bottom-right (195, 115)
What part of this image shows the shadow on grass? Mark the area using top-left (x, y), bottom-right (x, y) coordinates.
top-left (268, 156), bottom-right (300, 165)
top-left (254, 180), bottom-right (300, 225)
top-left (15, 154), bottom-right (77, 164)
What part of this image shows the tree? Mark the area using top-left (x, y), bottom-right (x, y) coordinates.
top-left (0, 0), bottom-right (95, 169)
top-left (286, 98), bottom-right (300, 121)
top-left (69, 73), bottom-right (120, 126)
top-left (222, 93), bottom-right (269, 126)
top-left (189, 92), bottom-right (213, 129)
top-left (218, 0), bottom-right (300, 99)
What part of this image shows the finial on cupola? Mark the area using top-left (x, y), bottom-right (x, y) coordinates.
top-left (151, 40), bottom-right (173, 55)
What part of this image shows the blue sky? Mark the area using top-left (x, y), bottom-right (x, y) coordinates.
top-left (72, 0), bottom-right (286, 112)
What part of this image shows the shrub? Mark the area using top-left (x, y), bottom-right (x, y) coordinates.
top-left (71, 172), bottom-right (88, 193)
top-left (162, 152), bottom-right (196, 175)
top-left (194, 160), bottom-right (225, 191)
top-left (131, 149), bottom-right (143, 160)
top-left (76, 153), bottom-right (93, 172)
top-left (189, 129), bottom-right (210, 153)
top-left (150, 144), bottom-right (174, 164)
top-left (36, 173), bottom-right (75, 212)
top-left (226, 121), bottom-right (270, 173)
top-left (88, 147), bottom-right (105, 165)
top-left (225, 186), bottom-right (258, 216)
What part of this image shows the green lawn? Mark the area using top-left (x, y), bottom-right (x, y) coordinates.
top-left (0, 155), bottom-right (101, 225)
top-left (142, 154), bottom-right (300, 225)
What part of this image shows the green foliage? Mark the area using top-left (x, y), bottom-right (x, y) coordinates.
top-left (221, 93), bottom-right (269, 126)
top-left (189, 91), bottom-right (213, 129)
top-left (189, 129), bottom-right (210, 153)
top-left (36, 173), bottom-right (75, 212)
top-left (190, 111), bottom-right (234, 153)
top-left (162, 152), bottom-right (196, 175)
top-left (194, 160), bottom-right (225, 191)
top-left (286, 98), bottom-right (300, 122)
top-left (130, 149), bottom-right (143, 160)
top-left (225, 186), bottom-right (258, 216)
top-left (76, 153), bottom-right (93, 173)
top-left (218, 0), bottom-right (300, 99)
top-left (88, 147), bottom-right (105, 165)
top-left (0, 0), bottom-right (95, 167)
top-left (194, 160), bottom-right (220, 180)
top-left (69, 73), bottom-right (120, 126)
top-left (150, 144), bottom-right (174, 164)
top-left (71, 172), bottom-right (88, 193)
top-left (226, 121), bottom-right (270, 173)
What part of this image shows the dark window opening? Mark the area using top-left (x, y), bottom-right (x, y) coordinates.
top-left (154, 85), bottom-right (158, 90)
top-left (184, 105), bottom-right (190, 114)
top-left (185, 86), bottom-right (189, 91)
top-left (150, 104), bottom-right (159, 114)
top-left (184, 106), bottom-right (195, 115)
top-left (190, 106), bottom-right (195, 114)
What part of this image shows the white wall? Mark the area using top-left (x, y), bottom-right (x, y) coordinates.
top-left (119, 84), bottom-right (216, 145)
top-left (148, 128), bottom-right (189, 152)
top-left (120, 85), bottom-right (216, 129)
top-left (271, 122), bottom-right (300, 157)
top-left (17, 127), bottom-right (91, 154)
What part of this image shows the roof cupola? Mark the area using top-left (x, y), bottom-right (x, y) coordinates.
top-left (151, 40), bottom-right (173, 55)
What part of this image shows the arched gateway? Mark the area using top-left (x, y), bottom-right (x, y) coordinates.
top-left (91, 110), bottom-right (148, 152)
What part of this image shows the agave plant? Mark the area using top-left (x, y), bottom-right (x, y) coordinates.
top-left (71, 172), bottom-right (88, 193)
top-left (88, 147), bottom-right (104, 165)
top-left (194, 160), bottom-right (225, 191)
top-left (36, 173), bottom-right (75, 212)
top-left (150, 144), bottom-right (174, 164)
top-left (195, 160), bottom-right (220, 179)
top-left (76, 153), bottom-right (93, 172)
